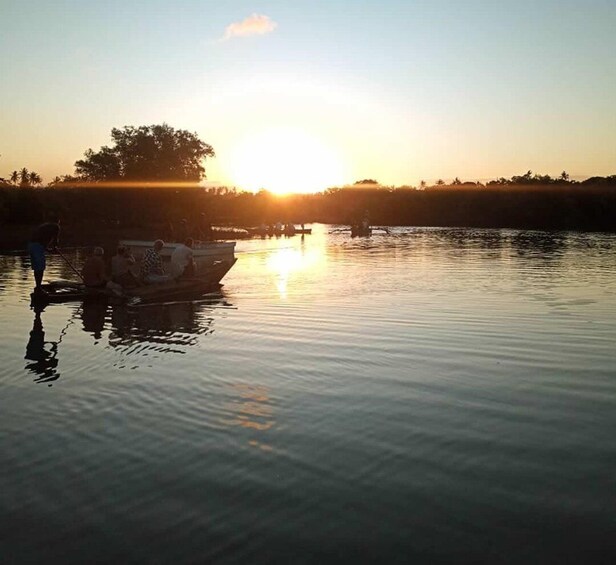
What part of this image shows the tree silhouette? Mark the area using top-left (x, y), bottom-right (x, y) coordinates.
top-left (28, 171), bottom-right (42, 186)
top-left (75, 123), bottom-right (215, 182)
top-left (10, 170), bottom-right (18, 185)
top-left (19, 168), bottom-right (29, 186)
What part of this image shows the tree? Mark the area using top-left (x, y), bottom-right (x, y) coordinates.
top-left (354, 179), bottom-right (379, 185)
top-left (436, 179), bottom-right (445, 186)
top-left (10, 170), bottom-right (18, 185)
top-left (452, 177), bottom-right (462, 185)
top-left (560, 170), bottom-right (570, 182)
top-left (19, 167), bottom-right (29, 186)
top-left (74, 123), bottom-right (215, 182)
top-left (28, 171), bottom-right (42, 186)
top-left (48, 174), bottom-right (80, 187)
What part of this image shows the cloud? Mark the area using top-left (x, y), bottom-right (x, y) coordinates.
top-left (223, 14), bottom-right (277, 40)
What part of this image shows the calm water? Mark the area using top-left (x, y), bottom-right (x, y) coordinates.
top-left (1, 225), bottom-right (615, 563)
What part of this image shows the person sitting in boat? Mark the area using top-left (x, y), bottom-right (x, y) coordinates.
top-left (171, 238), bottom-right (196, 279)
top-left (140, 240), bottom-right (172, 284)
top-left (81, 247), bottom-right (123, 295)
top-left (82, 247), bottom-right (107, 288)
top-left (111, 245), bottom-right (139, 287)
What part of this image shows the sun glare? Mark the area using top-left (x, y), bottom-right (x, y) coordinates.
top-left (229, 128), bottom-right (346, 194)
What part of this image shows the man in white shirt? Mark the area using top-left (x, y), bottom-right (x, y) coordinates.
top-left (171, 238), bottom-right (196, 279)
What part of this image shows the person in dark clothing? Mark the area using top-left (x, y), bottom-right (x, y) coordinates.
top-left (27, 218), bottom-right (60, 292)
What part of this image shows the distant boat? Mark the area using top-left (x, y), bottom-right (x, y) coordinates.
top-left (351, 225), bottom-right (372, 237)
top-left (246, 226), bottom-right (311, 237)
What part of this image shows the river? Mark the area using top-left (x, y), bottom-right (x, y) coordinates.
top-left (1, 225), bottom-right (615, 563)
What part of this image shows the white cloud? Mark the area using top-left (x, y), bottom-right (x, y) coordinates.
top-left (223, 13), bottom-right (277, 40)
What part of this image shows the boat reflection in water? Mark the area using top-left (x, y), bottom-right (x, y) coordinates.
top-left (106, 292), bottom-right (233, 354)
top-left (23, 292), bottom-right (233, 384)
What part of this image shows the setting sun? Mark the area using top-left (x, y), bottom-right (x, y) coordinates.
top-left (229, 128), bottom-right (347, 194)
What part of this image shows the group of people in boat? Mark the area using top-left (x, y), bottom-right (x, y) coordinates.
top-left (79, 239), bottom-right (197, 291)
top-left (27, 217), bottom-right (198, 296)
top-left (255, 221), bottom-right (304, 236)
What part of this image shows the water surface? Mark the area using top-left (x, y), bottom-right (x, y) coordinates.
top-left (1, 226), bottom-right (615, 563)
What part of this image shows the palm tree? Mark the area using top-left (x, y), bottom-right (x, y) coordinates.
top-left (19, 167), bottom-right (29, 186)
top-left (28, 171), bottom-right (42, 186)
top-left (10, 170), bottom-right (18, 185)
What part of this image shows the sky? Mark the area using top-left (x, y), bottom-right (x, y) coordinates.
top-left (1, 0), bottom-right (615, 192)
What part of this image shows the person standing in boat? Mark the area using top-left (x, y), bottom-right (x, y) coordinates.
top-left (27, 217), bottom-right (60, 293)
top-left (140, 240), bottom-right (171, 284)
top-left (171, 238), bottom-right (196, 279)
top-left (361, 210), bottom-right (370, 230)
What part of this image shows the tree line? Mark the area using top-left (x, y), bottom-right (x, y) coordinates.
top-left (1, 123), bottom-right (615, 234)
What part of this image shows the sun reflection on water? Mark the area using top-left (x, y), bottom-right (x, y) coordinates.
top-left (265, 244), bottom-right (325, 299)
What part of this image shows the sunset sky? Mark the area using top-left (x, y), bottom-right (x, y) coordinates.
top-left (1, 0), bottom-right (615, 192)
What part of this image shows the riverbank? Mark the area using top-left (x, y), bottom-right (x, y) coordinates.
top-left (0, 222), bottom-right (250, 254)
top-left (1, 183), bottom-right (615, 249)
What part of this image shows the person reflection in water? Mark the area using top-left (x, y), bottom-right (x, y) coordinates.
top-left (81, 300), bottom-right (107, 340)
top-left (24, 305), bottom-right (59, 385)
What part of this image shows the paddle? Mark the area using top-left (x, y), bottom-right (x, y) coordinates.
top-left (56, 249), bottom-right (84, 282)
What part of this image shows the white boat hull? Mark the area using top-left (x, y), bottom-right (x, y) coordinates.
top-left (119, 240), bottom-right (236, 278)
